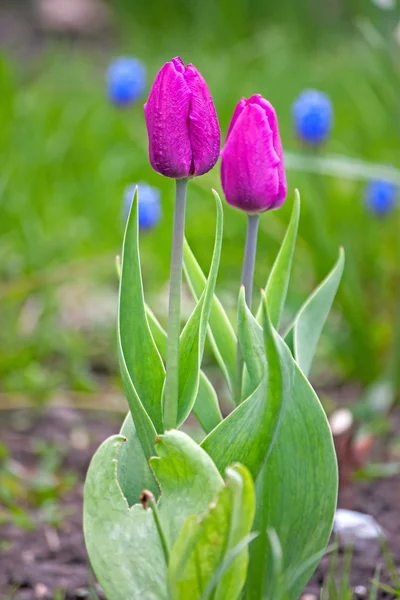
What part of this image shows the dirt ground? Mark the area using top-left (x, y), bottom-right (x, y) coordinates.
top-left (0, 406), bottom-right (399, 600)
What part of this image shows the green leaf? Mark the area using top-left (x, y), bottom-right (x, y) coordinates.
top-left (183, 229), bottom-right (237, 396)
top-left (168, 464), bottom-right (255, 600)
top-left (256, 190), bottom-right (300, 329)
top-left (150, 430), bottom-right (224, 547)
top-left (264, 529), bottom-right (285, 600)
top-left (119, 187), bottom-right (165, 433)
top-left (237, 286), bottom-right (266, 395)
top-left (199, 533), bottom-right (259, 600)
top-left (118, 341), bottom-right (158, 460)
top-left (201, 299), bottom-right (294, 480)
top-left (117, 413), bottom-right (159, 506)
top-left (289, 247), bottom-right (345, 377)
top-left (177, 190), bottom-right (223, 425)
top-left (194, 370), bottom-right (223, 434)
top-left (146, 306), bottom-right (222, 433)
top-left (83, 435), bottom-right (168, 600)
top-left (246, 365), bottom-right (338, 600)
top-left (146, 305), bottom-right (167, 358)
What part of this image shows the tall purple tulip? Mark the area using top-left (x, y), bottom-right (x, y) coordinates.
top-left (144, 57), bottom-right (220, 179)
top-left (221, 94), bottom-right (287, 213)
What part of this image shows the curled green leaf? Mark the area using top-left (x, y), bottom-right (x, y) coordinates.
top-left (256, 190), bottom-right (300, 329)
top-left (176, 190), bottom-right (223, 425)
top-left (119, 188), bottom-right (165, 432)
top-left (286, 247), bottom-right (345, 377)
top-left (168, 463), bottom-right (255, 600)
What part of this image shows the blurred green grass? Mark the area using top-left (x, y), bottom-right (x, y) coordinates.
top-left (1, 4), bottom-right (400, 401)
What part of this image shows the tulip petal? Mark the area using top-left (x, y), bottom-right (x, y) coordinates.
top-left (221, 104), bottom-right (281, 213)
top-left (184, 64), bottom-right (221, 177)
top-left (225, 97), bottom-right (246, 141)
top-left (248, 94), bottom-right (287, 205)
top-left (144, 60), bottom-right (192, 178)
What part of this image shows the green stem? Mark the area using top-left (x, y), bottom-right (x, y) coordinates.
top-left (164, 179), bottom-right (187, 429)
top-left (148, 497), bottom-right (170, 564)
top-left (235, 213), bottom-right (260, 405)
top-left (141, 490), bottom-right (170, 564)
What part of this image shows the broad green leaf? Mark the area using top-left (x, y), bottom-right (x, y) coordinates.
top-left (183, 235), bottom-right (237, 396)
top-left (150, 430), bottom-right (224, 547)
top-left (237, 286), bottom-right (266, 394)
top-left (168, 464), bottom-right (255, 600)
top-left (83, 435), bottom-right (168, 600)
top-left (177, 190), bottom-right (223, 425)
top-left (117, 413), bottom-right (159, 506)
top-left (119, 188), bottom-right (165, 433)
top-left (289, 247), bottom-right (345, 377)
top-left (201, 299), bottom-right (294, 480)
top-left (146, 306), bottom-right (222, 433)
top-left (246, 365), bottom-right (338, 600)
top-left (256, 190), bottom-right (300, 329)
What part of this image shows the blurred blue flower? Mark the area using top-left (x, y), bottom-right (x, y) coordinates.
top-left (124, 183), bottom-right (162, 230)
top-left (292, 89), bottom-right (333, 145)
top-left (365, 179), bottom-right (397, 217)
top-left (107, 57), bottom-right (146, 106)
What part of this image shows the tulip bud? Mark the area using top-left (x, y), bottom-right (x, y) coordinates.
top-left (365, 179), bottom-right (397, 217)
top-left (221, 94), bottom-right (287, 213)
top-left (292, 89), bottom-right (333, 146)
top-left (144, 57), bottom-right (220, 179)
top-left (107, 57), bottom-right (147, 106)
top-left (124, 183), bottom-right (162, 230)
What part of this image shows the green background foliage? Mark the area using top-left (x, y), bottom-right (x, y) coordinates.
top-left (1, 0), bottom-right (400, 399)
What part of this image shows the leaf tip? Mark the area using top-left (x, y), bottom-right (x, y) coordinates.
top-left (211, 188), bottom-right (222, 202)
top-left (261, 292), bottom-right (273, 332)
top-left (337, 246), bottom-right (345, 267)
top-left (293, 189), bottom-right (301, 216)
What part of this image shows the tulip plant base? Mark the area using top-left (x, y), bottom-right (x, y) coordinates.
top-left (80, 187), bottom-right (348, 600)
top-left (0, 407), bottom-right (399, 599)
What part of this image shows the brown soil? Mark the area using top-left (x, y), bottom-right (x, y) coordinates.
top-left (0, 407), bottom-right (399, 599)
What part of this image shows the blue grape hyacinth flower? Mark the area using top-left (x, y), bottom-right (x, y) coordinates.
top-left (124, 183), bottom-right (162, 230)
top-left (365, 179), bottom-right (397, 217)
top-left (292, 89), bottom-right (333, 146)
top-left (107, 57), bottom-right (146, 106)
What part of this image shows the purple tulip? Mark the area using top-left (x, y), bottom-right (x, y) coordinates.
top-left (221, 94), bottom-right (287, 213)
top-left (144, 57), bottom-right (220, 179)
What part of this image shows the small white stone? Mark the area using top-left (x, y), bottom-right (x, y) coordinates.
top-left (34, 583), bottom-right (50, 599)
top-left (333, 509), bottom-right (383, 544)
top-left (330, 408), bottom-right (353, 436)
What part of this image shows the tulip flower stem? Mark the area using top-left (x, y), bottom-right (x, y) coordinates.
top-left (164, 178), bottom-right (188, 430)
top-left (241, 214), bottom-right (260, 309)
top-left (235, 213), bottom-right (260, 405)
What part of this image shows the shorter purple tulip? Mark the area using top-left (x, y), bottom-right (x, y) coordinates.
top-left (144, 57), bottom-right (220, 179)
top-left (221, 95), bottom-right (287, 213)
